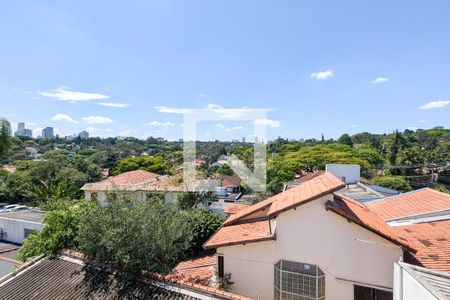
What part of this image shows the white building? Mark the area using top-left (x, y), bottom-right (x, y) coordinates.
top-left (0, 210), bottom-right (45, 244)
top-left (81, 170), bottom-right (182, 206)
top-left (204, 172), bottom-right (450, 300)
top-left (325, 163), bottom-right (360, 184)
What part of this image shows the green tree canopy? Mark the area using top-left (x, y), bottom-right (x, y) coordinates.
top-left (338, 134), bottom-right (353, 147)
top-left (76, 196), bottom-right (192, 275)
top-left (112, 155), bottom-right (168, 175)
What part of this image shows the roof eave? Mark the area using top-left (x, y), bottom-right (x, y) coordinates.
top-left (203, 233), bottom-right (276, 250)
top-left (325, 201), bottom-right (414, 252)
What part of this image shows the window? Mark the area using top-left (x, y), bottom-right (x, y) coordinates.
top-left (354, 285), bottom-right (392, 300)
top-left (274, 260), bottom-right (325, 300)
top-left (218, 255), bottom-right (224, 278)
top-left (24, 228), bottom-right (36, 239)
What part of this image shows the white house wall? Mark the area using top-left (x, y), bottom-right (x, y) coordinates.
top-left (0, 218), bottom-right (44, 244)
top-left (218, 194), bottom-right (403, 300)
top-left (218, 240), bottom-right (276, 299)
top-left (393, 263), bottom-right (438, 300)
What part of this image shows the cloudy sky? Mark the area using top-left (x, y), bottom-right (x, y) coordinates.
top-left (1, 1), bottom-right (449, 140)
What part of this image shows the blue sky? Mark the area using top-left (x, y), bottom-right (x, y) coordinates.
top-left (1, 1), bottom-right (449, 140)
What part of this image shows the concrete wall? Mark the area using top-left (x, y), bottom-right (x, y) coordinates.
top-left (325, 164), bottom-right (360, 184)
top-left (393, 263), bottom-right (438, 300)
top-left (0, 218), bottom-right (44, 244)
top-left (218, 194), bottom-right (402, 300)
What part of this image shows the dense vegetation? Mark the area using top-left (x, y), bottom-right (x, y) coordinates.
top-left (0, 121), bottom-right (448, 277)
top-left (20, 195), bottom-right (223, 275)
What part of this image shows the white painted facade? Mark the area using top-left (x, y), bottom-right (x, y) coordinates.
top-left (84, 191), bottom-right (179, 207)
top-left (325, 164), bottom-right (360, 184)
top-left (0, 217), bottom-right (44, 244)
top-left (217, 194), bottom-right (403, 300)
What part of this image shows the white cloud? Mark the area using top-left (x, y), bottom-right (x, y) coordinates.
top-left (82, 116), bottom-right (113, 124)
top-left (419, 120), bottom-right (428, 124)
top-left (350, 124), bottom-right (358, 128)
top-left (310, 69), bottom-right (334, 80)
top-left (85, 127), bottom-right (112, 133)
top-left (98, 102), bottom-right (130, 108)
top-left (27, 122), bottom-right (38, 128)
top-left (51, 113), bottom-right (78, 124)
top-left (149, 121), bottom-right (176, 127)
top-left (419, 100), bottom-right (450, 110)
top-left (216, 123), bottom-right (244, 132)
top-left (254, 118), bottom-right (281, 128)
top-left (37, 87), bottom-right (109, 102)
top-left (155, 103), bottom-right (271, 119)
top-left (371, 77), bottom-right (389, 84)
top-left (225, 126), bottom-right (244, 132)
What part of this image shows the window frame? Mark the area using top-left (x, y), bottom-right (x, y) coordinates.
top-left (274, 259), bottom-right (325, 300)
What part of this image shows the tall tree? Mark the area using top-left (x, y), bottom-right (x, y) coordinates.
top-left (0, 121), bottom-right (11, 156)
top-left (338, 134), bottom-right (353, 147)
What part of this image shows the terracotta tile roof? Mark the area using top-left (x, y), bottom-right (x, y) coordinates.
top-left (204, 220), bottom-right (274, 249)
top-left (293, 171), bottom-right (325, 184)
top-left (395, 220), bottom-right (450, 273)
top-left (81, 170), bottom-right (165, 192)
top-left (169, 254), bottom-right (216, 285)
top-left (366, 188), bottom-right (450, 220)
top-left (268, 172), bottom-right (345, 216)
top-left (224, 172), bottom-right (344, 226)
top-left (223, 203), bottom-right (250, 215)
top-left (215, 175), bottom-right (242, 188)
top-left (109, 170), bottom-right (160, 185)
top-left (326, 195), bottom-right (412, 249)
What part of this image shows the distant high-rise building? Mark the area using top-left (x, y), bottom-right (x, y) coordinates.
top-left (78, 130), bottom-right (89, 139)
top-left (14, 122), bottom-right (32, 138)
top-left (242, 137), bottom-right (246, 143)
top-left (0, 117), bottom-right (12, 136)
top-left (42, 127), bottom-right (54, 139)
top-left (17, 122), bottom-right (25, 131)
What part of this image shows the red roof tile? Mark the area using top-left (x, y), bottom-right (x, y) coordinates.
top-left (224, 172), bottom-right (344, 226)
top-left (215, 174), bottom-right (242, 188)
top-left (366, 188), bottom-right (450, 220)
top-left (204, 220), bottom-right (274, 249)
top-left (81, 170), bottom-right (163, 191)
top-left (108, 170), bottom-right (160, 185)
top-left (395, 220), bottom-right (450, 273)
top-left (326, 195), bottom-right (412, 249)
top-left (293, 171), bottom-right (325, 184)
top-left (224, 203), bottom-right (250, 214)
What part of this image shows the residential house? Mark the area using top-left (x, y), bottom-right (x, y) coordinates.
top-left (81, 170), bottom-right (184, 206)
top-left (204, 172), bottom-right (450, 300)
